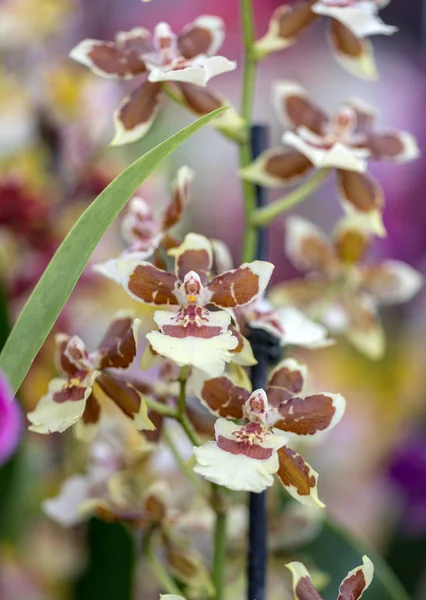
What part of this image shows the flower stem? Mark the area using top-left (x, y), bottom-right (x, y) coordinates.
top-left (239, 0), bottom-right (259, 263)
top-left (143, 395), bottom-right (177, 418)
top-left (211, 485), bottom-right (227, 600)
top-left (144, 531), bottom-right (182, 596)
top-left (250, 169), bottom-right (331, 227)
top-left (163, 427), bottom-right (206, 494)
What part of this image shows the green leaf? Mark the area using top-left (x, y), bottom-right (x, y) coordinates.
top-left (300, 519), bottom-right (410, 600)
top-left (0, 107), bottom-right (226, 394)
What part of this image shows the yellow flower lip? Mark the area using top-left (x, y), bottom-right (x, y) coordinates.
top-left (189, 294), bottom-right (196, 302)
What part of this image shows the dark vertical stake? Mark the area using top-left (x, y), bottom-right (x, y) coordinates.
top-left (247, 124), bottom-right (269, 600)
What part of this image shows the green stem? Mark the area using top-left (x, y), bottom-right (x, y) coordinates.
top-left (144, 532), bottom-right (182, 596)
top-left (211, 485), bottom-right (227, 600)
top-left (178, 412), bottom-right (201, 448)
top-left (163, 427), bottom-right (206, 494)
top-left (250, 169), bottom-right (331, 227)
top-left (239, 0), bottom-right (258, 263)
top-left (143, 395), bottom-right (177, 418)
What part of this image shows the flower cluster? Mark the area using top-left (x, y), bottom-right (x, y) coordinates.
top-left (271, 215), bottom-right (423, 358)
top-left (256, 0), bottom-right (396, 79)
top-left (192, 358), bottom-right (345, 500)
top-left (70, 17), bottom-right (241, 144)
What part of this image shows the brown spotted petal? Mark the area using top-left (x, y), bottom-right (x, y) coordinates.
top-left (240, 148), bottom-right (314, 188)
top-left (94, 315), bottom-right (141, 370)
top-left (207, 261), bottom-right (274, 308)
top-left (169, 233), bottom-right (213, 285)
top-left (255, 2), bottom-right (317, 58)
top-left (111, 260), bottom-right (179, 305)
top-left (343, 293), bottom-right (385, 359)
top-left (269, 279), bottom-right (331, 310)
top-left (69, 28), bottom-right (151, 79)
top-left (27, 372), bottom-right (99, 434)
top-left (359, 260), bottom-right (423, 305)
top-left (96, 372), bottom-right (155, 431)
top-left (285, 216), bottom-right (339, 276)
top-left (111, 81), bottom-right (163, 146)
top-left (270, 392), bottom-right (345, 437)
top-left (174, 82), bottom-right (245, 139)
top-left (328, 19), bottom-right (378, 80)
top-left (286, 562), bottom-right (323, 600)
top-left (191, 373), bottom-right (251, 419)
top-left (162, 166), bottom-right (194, 231)
top-left (276, 445), bottom-right (325, 508)
top-left (366, 131), bottom-right (420, 163)
top-left (332, 217), bottom-right (371, 265)
top-left (54, 334), bottom-right (78, 377)
top-left (266, 358), bottom-right (307, 406)
top-left (228, 325), bottom-right (257, 367)
top-left (337, 556), bottom-right (374, 600)
top-left (178, 15), bottom-right (225, 58)
top-left (336, 170), bottom-right (385, 236)
top-left (273, 81), bottom-right (329, 134)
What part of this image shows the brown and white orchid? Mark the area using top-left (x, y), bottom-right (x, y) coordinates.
top-left (241, 82), bottom-right (419, 234)
top-left (70, 17), bottom-right (239, 144)
top-left (271, 216), bottom-right (423, 359)
top-left (287, 555), bottom-right (374, 600)
top-left (255, 0), bottom-right (396, 80)
top-left (97, 233), bottom-right (274, 376)
top-left (192, 358), bottom-right (345, 502)
top-left (27, 314), bottom-right (154, 438)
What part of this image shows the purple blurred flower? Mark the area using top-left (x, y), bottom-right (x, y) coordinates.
top-left (388, 432), bottom-right (426, 536)
top-left (0, 372), bottom-right (22, 465)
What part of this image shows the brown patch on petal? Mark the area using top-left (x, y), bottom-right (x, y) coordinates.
top-left (55, 336), bottom-right (77, 377)
top-left (299, 235), bottom-right (338, 275)
top-left (53, 383), bottom-right (87, 404)
top-left (277, 446), bottom-right (316, 497)
top-left (201, 377), bottom-right (250, 419)
top-left (338, 570), bottom-right (367, 600)
top-left (96, 373), bottom-right (141, 422)
top-left (274, 394), bottom-right (335, 435)
top-left (329, 18), bottom-right (364, 58)
top-left (208, 266), bottom-right (260, 308)
top-left (274, 2), bottom-right (318, 42)
top-left (285, 94), bottom-right (328, 136)
top-left (162, 179), bottom-right (190, 232)
top-left (81, 393), bottom-right (101, 425)
top-left (265, 150), bottom-right (314, 183)
top-left (270, 280), bottom-right (330, 309)
top-left (96, 317), bottom-right (138, 370)
top-left (128, 264), bottom-right (178, 305)
top-left (336, 170), bottom-right (384, 213)
top-left (161, 323), bottom-right (223, 338)
top-left (228, 325), bottom-right (244, 353)
top-left (296, 577), bottom-right (323, 600)
top-left (143, 492), bottom-right (167, 523)
top-left (88, 42), bottom-right (147, 77)
top-left (117, 81), bottom-right (162, 133)
top-left (178, 26), bottom-right (214, 59)
top-left (217, 435), bottom-right (274, 460)
top-left (267, 366), bottom-right (305, 406)
top-left (176, 82), bottom-right (222, 115)
top-left (176, 249), bottom-right (212, 285)
top-left (335, 228), bottom-right (368, 264)
top-left (366, 132), bottom-right (405, 160)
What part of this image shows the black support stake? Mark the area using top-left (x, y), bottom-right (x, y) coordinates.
top-left (247, 123), bottom-right (269, 600)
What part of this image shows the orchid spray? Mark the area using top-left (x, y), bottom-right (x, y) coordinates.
top-left (18, 1), bottom-right (422, 600)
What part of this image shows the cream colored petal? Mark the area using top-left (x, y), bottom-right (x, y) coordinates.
top-left (313, 2), bottom-right (397, 37)
top-left (43, 475), bottom-right (91, 527)
top-left (277, 307), bottom-right (333, 348)
top-left (27, 378), bottom-right (92, 434)
top-left (193, 442), bottom-right (279, 493)
top-left (147, 329), bottom-right (237, 377)
top-left (147, 56), bottom-right (236, 86)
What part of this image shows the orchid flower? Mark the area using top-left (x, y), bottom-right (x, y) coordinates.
top-left (70, 17), bottom-right (240, 144)
top-left (270, 216), bottom-right (423, 359)
top-left (287, 555), bottom-right (374, 600)
top-left (256, 0), bottom-right (396, 79)
top-left (27, 314), bottom-right (154, 438)
top-left (193, 358), bottom-right (345, 502)
top-left (97, 233), bottom-right (274, 376)
top-left (241, 82), bottom-right (419, 235)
